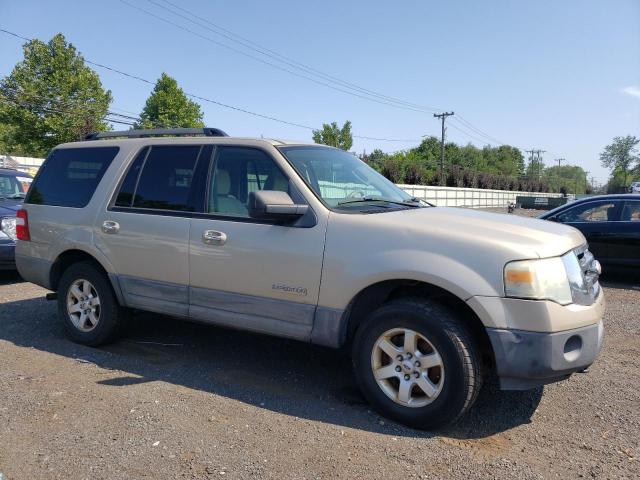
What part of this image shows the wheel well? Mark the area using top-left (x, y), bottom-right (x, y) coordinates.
top-left (50, 250), bottom-right (108, 291)
top-left (344, 280), bottom-right (495, 371)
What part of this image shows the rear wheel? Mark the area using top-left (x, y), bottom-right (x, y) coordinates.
top-left (57, 262), bottom-right (124, 346)
top-left (352, 298), bottom-right (483, 429)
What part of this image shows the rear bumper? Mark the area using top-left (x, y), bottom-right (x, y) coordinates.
top-left (15, 253), bottom-right (52, 288)
top-left (487, 320), bottom-right (604, 390)
top-left (0, 243), bottom-right (16, 270)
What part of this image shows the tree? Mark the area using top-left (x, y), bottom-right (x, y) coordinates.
top-left (312, 121), bottom-right (353, 150)
top-left (543, 165), bottom-right (588, 195)
top-left (600, 135), bottom-right (640, 187)
top-left (136, 73), bottom-right (204, 129)
top-left (0, 33), bottom-right (112, 156)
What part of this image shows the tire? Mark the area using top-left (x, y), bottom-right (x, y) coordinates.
top-left (352, 298), bottom-right (483, 429)
top-left (57, 261), bottom-right (124, 346)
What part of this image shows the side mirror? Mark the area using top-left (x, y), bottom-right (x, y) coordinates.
top-left (249, 190), bottom-right (308, 222)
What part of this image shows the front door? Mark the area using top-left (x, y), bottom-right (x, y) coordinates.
top-left (95, 144), bottom-right (208, 317)
top-left (188, 146), bottom-right (326, 340)
top-left (606, 200), bottom-right (640, 267)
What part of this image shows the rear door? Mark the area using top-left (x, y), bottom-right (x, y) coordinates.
top-left (94, 144), bottom-right (210, 317)
top-left (554, 200), bottom-right (621, 262)
top-left (605, 200), bottom-right (640, 267)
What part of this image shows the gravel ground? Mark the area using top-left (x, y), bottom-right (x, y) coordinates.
top-left (0, 208), bottom-right (638, 479)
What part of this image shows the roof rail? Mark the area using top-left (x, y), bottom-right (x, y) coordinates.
top-left (84, 127), bottom-right (229, 140)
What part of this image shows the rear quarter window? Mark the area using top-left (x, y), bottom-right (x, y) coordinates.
top-left (26, 147), bottom-right (119, 208)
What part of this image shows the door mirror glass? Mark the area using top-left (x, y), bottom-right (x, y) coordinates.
top-left (249, 190), bottom-right (308, 222)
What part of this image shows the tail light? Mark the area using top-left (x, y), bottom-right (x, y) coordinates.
top-left (16, 209), bottom-right (30, 241)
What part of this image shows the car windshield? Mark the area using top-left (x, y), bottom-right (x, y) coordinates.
top-left (0, 174), bottom-right (26, 199)
top-left (279, 146), bottom-right (423, 211)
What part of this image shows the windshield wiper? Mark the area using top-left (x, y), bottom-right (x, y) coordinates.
top-left (337, 196), bottom-right (421, 208)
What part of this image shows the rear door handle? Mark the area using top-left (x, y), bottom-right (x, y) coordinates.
top-left (101, 220), bottom-right (120, 234)
top-left (202, 230), bottom-right (227, 245)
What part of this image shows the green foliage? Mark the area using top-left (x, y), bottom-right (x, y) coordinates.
top-left (543, 165), bottom-right (589, 195)
top-left (312, 121), bottom-right (353, 150)
top-left (136, 73), bottom-right (204, 129)
top-left (600, 135), bottom-right (640, 186)
top-left (0, 33), bottom-right (112, 156)
top-left (0, 123), bottom-right (24, 155)
top-left (606, 167), bottom-right (640, 194)
top-left (362, 138), bottom-right (538, 191)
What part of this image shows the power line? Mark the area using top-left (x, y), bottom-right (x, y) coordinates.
top-left (0, 26), bottom-right (517, 148)
top-left (0, 27), bottom-right (419, 143)
top-left (142, 0), bottom-right (530, 149)
top-left (117, 0), bottom-right (435, 116)
top-left (451, 114), bottom-right (508, 146)
top-left (0, 26), bottom-right (521, 149)
top-left (147, 0), bottom-right (443, 113)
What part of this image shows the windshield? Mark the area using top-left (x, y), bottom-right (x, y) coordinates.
top-left (0, 174), bottom-right (26, 199)
top-left (279, 146), bottom-right (419, 210)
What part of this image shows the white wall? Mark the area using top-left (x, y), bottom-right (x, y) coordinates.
top-left (0, 155), bottom-right (44, 175)
top-left (398, 184), bottom-right (569, 208)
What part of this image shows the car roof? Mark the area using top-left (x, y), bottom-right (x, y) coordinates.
top-left (55, 136), bottom-right (320, 150)
top-left (576, 194), bottom-right (640, 201)
top-left (0, 168), bottom-right (31, 177)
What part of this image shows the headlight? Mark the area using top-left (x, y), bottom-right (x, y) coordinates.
top-left (0, 217), bottom-right (17, 241)
top-left (504, 257), bottom-right (572, 305)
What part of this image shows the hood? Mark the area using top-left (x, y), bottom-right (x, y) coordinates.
top-left (0, 198), bottom-right (23, 217)
top-left (377, 206), bottom-right (585, 259)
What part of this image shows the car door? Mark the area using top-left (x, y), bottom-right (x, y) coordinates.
top-left (188, 146), bottom-right (326, 341)
top-left (554, 200), bottom-right (621, 263)
top-left (604, 200), bottom-right (640, 267)
top-left (95, 144), bottom-right (209, 318)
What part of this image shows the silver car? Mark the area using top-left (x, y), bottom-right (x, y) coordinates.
top-left (16, 128), bottom-right (604, 429)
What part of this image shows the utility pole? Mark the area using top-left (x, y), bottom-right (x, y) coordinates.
top-left (584, 170), bottom-right (590, 195)
top-left (555, 158), bottom-right (565, 167)
top-left (525, 149), bottom-right (546, 179)
top-left (434, 112), bottom-right (454, 184)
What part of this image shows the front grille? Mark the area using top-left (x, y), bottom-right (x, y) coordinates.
top-left (572, 245), bottom-right (601, 305)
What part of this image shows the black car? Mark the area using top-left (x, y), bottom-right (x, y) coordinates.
top-left (539, 194), bottom-right (640, 269)
top-left (0, 168), bottom-right (32, 270)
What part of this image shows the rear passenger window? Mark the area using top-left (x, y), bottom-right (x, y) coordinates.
top-left (26, 147), bottom-right (119, 207)
top-left (131, 145), bottom-right (201, 211)
top-left (621, 201), bottom-right (640, 222)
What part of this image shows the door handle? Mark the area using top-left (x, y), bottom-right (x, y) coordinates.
top-left (202, 230), bottom-right (227, 245)
top-left (101, 220), bottom-right (120, 234)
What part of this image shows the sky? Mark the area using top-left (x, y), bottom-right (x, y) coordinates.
top-left (1, 0), bottom-right (639, 183)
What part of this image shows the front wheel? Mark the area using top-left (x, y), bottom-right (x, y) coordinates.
top-left (352, 298), bottom-right (483, 429)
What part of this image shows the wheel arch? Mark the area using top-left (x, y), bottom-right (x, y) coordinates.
top-left (342, 279), bottom-right (495, 371)
top-left (49, 249), bottom-right (124, 305)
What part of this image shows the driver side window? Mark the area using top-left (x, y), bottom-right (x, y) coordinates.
top-left (557, 201), bottom-right (617, 223)
top-left (208, 147), bottom-right (289, 217)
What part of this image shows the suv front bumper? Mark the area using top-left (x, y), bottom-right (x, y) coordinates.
top-left (486, 320), bottom-right (604, 390)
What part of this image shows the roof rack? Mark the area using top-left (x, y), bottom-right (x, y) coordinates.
top-left (84, 127), bottom-right (229, 140)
